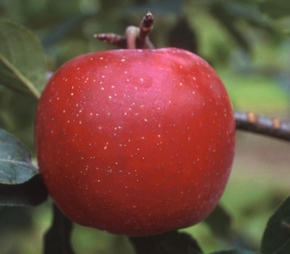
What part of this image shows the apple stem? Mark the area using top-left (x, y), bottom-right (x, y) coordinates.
top-left (135, 12), bottom-right (155, 49)
top-left (235, 111), bottom-right (290, 141)
top-left (94, 12), bottom-right (155, 49)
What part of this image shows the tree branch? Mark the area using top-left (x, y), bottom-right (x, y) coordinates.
top-left (235, 111), bottom-right (290, 142)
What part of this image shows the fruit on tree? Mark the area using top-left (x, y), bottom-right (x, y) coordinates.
top-left (35, 48), bottom-right (235, 236)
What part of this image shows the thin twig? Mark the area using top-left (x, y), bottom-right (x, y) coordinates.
top-left (235, 111), bottom-right (290, 142)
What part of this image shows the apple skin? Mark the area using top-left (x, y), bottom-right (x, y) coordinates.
top-left (35, 48), bottom-right (235, 236)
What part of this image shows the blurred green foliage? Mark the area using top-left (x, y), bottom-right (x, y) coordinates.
top-left (0, 0), bottom-right (290, 253)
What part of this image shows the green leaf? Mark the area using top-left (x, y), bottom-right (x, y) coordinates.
top-left (261, 195), bottom-right (290, 254)
top-left (204, 205), bottom-right (232, 239)
top-left (129, 231), bottom-right (202, 254)
top-left (211, 249), bottom-right (259, 254)
top-left (0, 174), bottom-right (48, 206)
top-left (205, 205), bottom-right (256, 250)
top-left (0, 129), bottom-right (38, 184)
top-left (44, 203), bottom-right (75, 254)
top-left (0, 18), bottom-right (47, 98)
top-left (0, 88), bottom-right (38, 153)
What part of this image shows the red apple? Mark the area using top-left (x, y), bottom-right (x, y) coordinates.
top-left (35, 48), bottom-right (235, 236)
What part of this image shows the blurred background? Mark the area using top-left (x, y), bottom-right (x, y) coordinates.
top-left (1, 0), bottom-right (290, 253)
